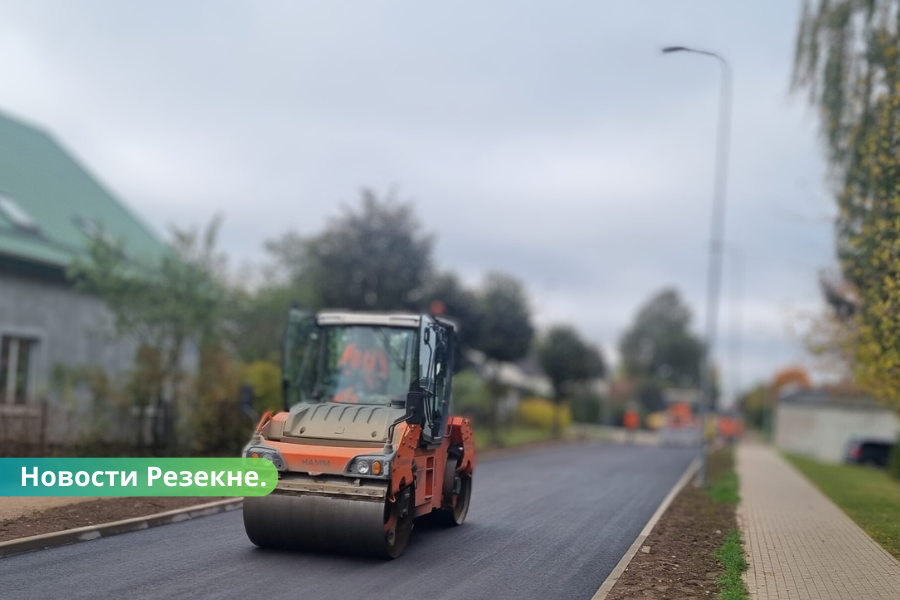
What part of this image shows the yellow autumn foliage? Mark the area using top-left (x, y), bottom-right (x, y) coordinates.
top-left (243, 360), bottom-right (283, 415)
top-left (517, 397), bottom-right (572, 430)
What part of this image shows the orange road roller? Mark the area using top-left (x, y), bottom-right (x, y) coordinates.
top-left (243, 309), bottom-right (476, 558)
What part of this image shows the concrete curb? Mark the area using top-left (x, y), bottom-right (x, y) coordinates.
top-left (590, 456), bottom-right (701, 600)
top-left (0, 498), bottom-right (243, 559)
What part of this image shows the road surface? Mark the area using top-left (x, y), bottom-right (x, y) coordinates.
top-left (1, 443), bottom-right (696, 600)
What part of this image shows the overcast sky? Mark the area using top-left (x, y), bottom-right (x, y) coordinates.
top-left (0, 1), bottom-right (836, 404)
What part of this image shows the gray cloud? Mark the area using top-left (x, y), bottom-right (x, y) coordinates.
top-left (0, 0), bottom-right (832, 404)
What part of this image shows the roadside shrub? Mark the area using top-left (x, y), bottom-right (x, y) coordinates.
top-left (518, 397), bottom-right (572, 430)
top-left (191, 345), bottom-right (248, 455)
top-left (645, 410), bottom-right (665, 430)
top-left (243, 360), bottom-right (283, 415)
top-left (569, 391), bottom-right (602, 423)
top-left (51, 363), bottom-right (134, 450)
top-left (450, 368), bottom-right (492, 423)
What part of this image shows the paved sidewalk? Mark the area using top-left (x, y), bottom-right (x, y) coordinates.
top-left (737, 444), bottom-right (900, 599)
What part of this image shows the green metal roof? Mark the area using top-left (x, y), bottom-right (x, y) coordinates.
top-left (0, 109), bottom-right (167, 270)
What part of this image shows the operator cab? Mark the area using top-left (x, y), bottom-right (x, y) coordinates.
top-left (282, 309), bottom-right (456, 445)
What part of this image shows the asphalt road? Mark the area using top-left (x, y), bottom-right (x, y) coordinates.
top-left (1, 443), bottom-right (696, 600)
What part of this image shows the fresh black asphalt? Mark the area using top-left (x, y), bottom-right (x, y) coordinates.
top-left (0, 442), bottom-right (696, 600)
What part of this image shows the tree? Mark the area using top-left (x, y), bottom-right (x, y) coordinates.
top-left (448, 368), bottom-right (492, 421)
top-left (475, 272), bottom-right (534, 438)
top-left (738, 383), bottom-right (770, 431)
top-left (477, 272), bottom-right (534, 363)
top-left (230, 284), bottom-right (311, 364)
top-left (771, 366), bottom-right (813, 396)
top-left (794, 1), bottom-right (900, 411)
top-left (68, 218), bottom-right (229, 451)
top-left (804, 274), bottom-right (860, 384)
top-left (619, 288), bottom-right (704, 389)
top-left (266, 188), bottom-right (434, 311)
top-left (421, 271), bottom-right (484, 355)
top-left (537, 325), bottom-right (606, 436)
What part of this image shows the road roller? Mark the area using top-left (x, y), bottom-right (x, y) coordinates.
top-left (243, 309), bottom-right (476, 558)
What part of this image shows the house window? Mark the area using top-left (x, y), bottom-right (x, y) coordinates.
top-left (0, 336), bottom-right (39, 405)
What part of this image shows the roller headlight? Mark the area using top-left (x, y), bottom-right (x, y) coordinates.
top-left (242, 444), bottom-right (287, 471)
top-left (348, 454), bottom-right (392, 478)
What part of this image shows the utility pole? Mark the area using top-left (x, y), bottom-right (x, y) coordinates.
top-left (662, 46), bottom-right (733, 486)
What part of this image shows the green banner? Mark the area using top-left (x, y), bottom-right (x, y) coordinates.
top-left (0, 458), bottom-right (278, 497)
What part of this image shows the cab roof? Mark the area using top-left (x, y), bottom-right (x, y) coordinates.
top-left (316, 311), bottom-right (422, 328)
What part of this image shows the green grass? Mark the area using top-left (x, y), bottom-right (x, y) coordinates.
top-left (706, 451), bottom-right (748, 600)
top-left (472, 426), bottom-right (556, 451)
top-left (786, 454), bottom-right (900, 560)
top-left (706, 470), bottom-right (740, 505)
top-left (716, 530), bottom-right (749, 600)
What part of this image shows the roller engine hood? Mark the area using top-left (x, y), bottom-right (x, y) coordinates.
top-left (282, 402), bottom-right (406, 444)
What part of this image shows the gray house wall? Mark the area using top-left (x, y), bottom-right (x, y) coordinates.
top-left (0, 109), bottom-right (176, 450)
top-left (0, 264), bottom-right (138, 444)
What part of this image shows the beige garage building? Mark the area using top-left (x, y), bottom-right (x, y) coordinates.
top-left (775, 389), bottom-right (900, 464)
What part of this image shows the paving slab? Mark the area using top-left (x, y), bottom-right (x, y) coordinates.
top-left (738, 444), bottom-right (900, 600)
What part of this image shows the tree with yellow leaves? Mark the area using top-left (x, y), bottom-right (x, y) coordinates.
top-left (795, 1), bottom-right (900, 409)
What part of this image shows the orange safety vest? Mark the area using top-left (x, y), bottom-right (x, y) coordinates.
top-left (624, 410), bottom-right (639, 430)
top-left (332, 343), bottom-right (390, 402)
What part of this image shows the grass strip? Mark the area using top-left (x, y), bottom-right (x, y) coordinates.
top-left (706, 469), bottom-right (740, 505)
top-left (716, 529), bottom-right (749, 600)
top-left (786, 454), bottom-right (900, 560)
top-left (706, 450), bottom-right (748, 600)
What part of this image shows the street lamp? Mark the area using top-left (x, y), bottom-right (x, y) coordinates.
top-left (662, 46), bottom-right (732, 486)
top-left (722, 243), bottom-right (743, 414)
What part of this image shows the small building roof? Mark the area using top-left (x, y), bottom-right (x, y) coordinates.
top-left (0, 109), bottom-right (167, 271)
top-left (780, 388), bottom-right (887, 410)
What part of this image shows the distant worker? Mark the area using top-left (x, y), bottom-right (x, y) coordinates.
top-left (718, 415), bottom-right (740, 447)
top-left (623, 408), bottom-right (640, 444)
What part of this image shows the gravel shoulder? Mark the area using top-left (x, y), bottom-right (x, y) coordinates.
top-left (0, 497), bottom-right (226, 543)
top-left (0, 497), bottom-right (101, 521)
top-left (606, 449), bottom-right (738, 600)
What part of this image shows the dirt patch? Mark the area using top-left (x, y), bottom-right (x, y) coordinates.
top-left (0, 497), bottom-right (228, 543)
top-left (0, 496), bottom-right (101, 521)
top-left (606, 450), bottom-right (736, 600)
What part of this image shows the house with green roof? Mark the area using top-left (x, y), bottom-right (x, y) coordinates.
top-left (0, 109), bottom-right (168, 445)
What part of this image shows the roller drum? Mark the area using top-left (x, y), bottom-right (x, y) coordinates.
top-left (243, 493), bottom-right (392, 556)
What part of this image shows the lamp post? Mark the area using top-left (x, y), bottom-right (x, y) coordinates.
top-left (722, 243), bottom-right (743, 414)
top-left (662, 46), bottom-right (732, 486)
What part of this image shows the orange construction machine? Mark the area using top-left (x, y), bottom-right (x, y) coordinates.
top-left (243, 309), bottom-right (475, 558)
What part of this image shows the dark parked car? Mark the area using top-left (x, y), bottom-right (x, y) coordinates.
top-left (845, 438), bottom-right (896, 467)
